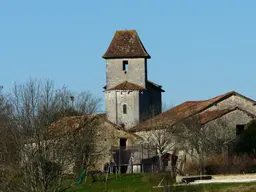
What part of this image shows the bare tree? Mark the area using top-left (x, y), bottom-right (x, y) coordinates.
top-left (58, 115), bottom-right (107, 178)
top-left (175, 112), bottom-right (235, 175)
top-left (203, 118), bottom-right (235, 155)
top-left (0, 93), bottom-right (21, 191)
top-left (174, 114), bottom-right (206, 175)
top-left (0, 78), bottom-right (102, 192)
top-left (138, 106), bottom-right (177, 173)
top-left (0, 94), bottom-right (14, 163)
top-left (142, 127), bottom-right (176, 171)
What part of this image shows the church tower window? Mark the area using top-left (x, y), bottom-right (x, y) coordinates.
top-left (123, 60), bottom-right (128, 71)
top-left (123, 104), bottom-right (127, 114)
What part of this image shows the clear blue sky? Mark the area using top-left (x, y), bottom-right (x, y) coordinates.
top-left (1, 0), bottom-right (256, 110)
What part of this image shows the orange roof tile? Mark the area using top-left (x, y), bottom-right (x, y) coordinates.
top-left (199, 108), bottom-right (233, 125)
top-left (104, 80), bottom-right (164, 92)
top-left (107, 81), bottom-right (147, 91)
top-left (129, 91), bottom-right (256, 132)
top-left (129, 100), bottom-right (208, 132)
top-left (200, 107), bottom-right (256, 125)
top-left (47, 113), bottom-right (141, 139)
top-left (48, 114), bottom-right (102, 136)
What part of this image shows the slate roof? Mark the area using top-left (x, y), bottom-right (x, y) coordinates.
top-left (128, 91), bottom-right (256, 132)
top-left (102, 30), bottom-right (151, 59)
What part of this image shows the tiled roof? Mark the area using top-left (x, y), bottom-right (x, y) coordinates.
top-left (48, 114), bottom-right (103, 136)
top-left (107, 81), bottom-right (147, 91)
top-left (199, 108), bottom-right (233, 125)
top-left (102, 30), bottom-right (151, 59)
top-left (104, 80), bottom-right (164, 92)
top-left (48, 113), bottom-right (140, 139)
top-left (128, 100), bottom-right (208, 132)
top-left (208, 91), bottom-right (256, 104)
top-left (128, 91), bottom-right (256, 132)
top-left (200, 107), bottom-right (256, 125)
top-left (147, 80), bottom-right (165, 92)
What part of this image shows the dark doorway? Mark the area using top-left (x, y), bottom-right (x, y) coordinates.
top-left (120, 138), bottom-right (127, 149)
top-left (119, 138), bottom-right (127, 173)
top-left (236, 124), bottom-right (245, 135)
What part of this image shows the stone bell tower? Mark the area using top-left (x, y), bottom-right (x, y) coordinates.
top-left (102, 30), bottom-right (164, 129)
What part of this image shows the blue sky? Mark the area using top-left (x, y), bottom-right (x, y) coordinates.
top-left (1, 0), bottom-right (256, 110)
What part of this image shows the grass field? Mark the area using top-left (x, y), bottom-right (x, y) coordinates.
top-left (64, 173), bottom-right (256, 192)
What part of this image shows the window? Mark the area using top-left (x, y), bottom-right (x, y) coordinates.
top-left (123, 104), bottom-right (127, 114)
top-left (120, 138), bottom-right (127, 149)
top-left (236, 124), bottom-right (245, 135)
top-left (123, 60), bottom-right (128, 71)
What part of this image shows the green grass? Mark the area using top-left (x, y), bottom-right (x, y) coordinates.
top-left (65, 173), bottom-right (256, 192)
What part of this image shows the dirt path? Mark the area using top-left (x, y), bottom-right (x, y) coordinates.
top-left (177, 173), bottom-right (256, 185)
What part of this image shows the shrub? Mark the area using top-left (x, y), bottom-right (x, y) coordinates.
top-left (204, 154), bottom-right (256, 175)
top-left (182, 159), bottom-right (201, 175)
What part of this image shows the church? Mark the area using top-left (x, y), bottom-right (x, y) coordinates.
top-left (102, 30), bottom-right (164, 129)
top-left (102, 30), bottom-right (256, 134)
top-left (55, 30), bottom-right (256, 173)
top-left (101, 30), bottom-right (256, 171)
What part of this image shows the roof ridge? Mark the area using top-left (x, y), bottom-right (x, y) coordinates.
top-left (147, 80), bottom-right (165, 92)
top-left (107, 81), bottom-right (146, 91)
top-left (207, 90), bottom-right (256, 107)
top-left (200, 106), bottom-right (256, 125)
top-left (135, 30), bottom-right (150, 57)
top-left (102, 30), bottom-right (151, 59)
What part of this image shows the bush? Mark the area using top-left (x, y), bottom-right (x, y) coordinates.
top-left (182, 159), bottom-right (201, 175)
top-left (204, 154), bottom-right (256, 175)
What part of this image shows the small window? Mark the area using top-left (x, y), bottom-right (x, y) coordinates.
top-left (120, 138), bottom-right (127, 146)
top-left (123, 104), bottom-right (127, 114)
top-left (123, 60), bottom-right (128, 71)
top-left (236, 124), bottom-right (245, 135)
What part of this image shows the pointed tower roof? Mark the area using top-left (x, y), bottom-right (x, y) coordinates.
top-left (102, 30), bottom-right (151, 59)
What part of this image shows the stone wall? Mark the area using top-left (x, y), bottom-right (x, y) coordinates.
top-left (206, 95), bottom-right (256, 115)
top-left (147, 85), bottom-right (162, 115)
top-left (203, 109), bottom-right (254, 142)
top-left (105, 90), bottom-right (140, 129)
top-left (81, 120), bottom-right (141, 172)
top-left (106, 58), bottom-right (147, 88)
top-left (138, 88), bottom-right (162, 122)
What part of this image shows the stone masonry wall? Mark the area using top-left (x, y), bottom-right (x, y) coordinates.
top-left (106, 58), bottom-right (147, 88)
top-left (105, 90), bottom-right (140, 129)
top-left (82, 121), bottom-right (140, 172)
top-left (203, 109), bottom-right (254, 142)
top-left (206, 95), bottom-right (256, 115)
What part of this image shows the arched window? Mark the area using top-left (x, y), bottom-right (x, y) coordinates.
top-left (123, 104), bottom-right (127, 114)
